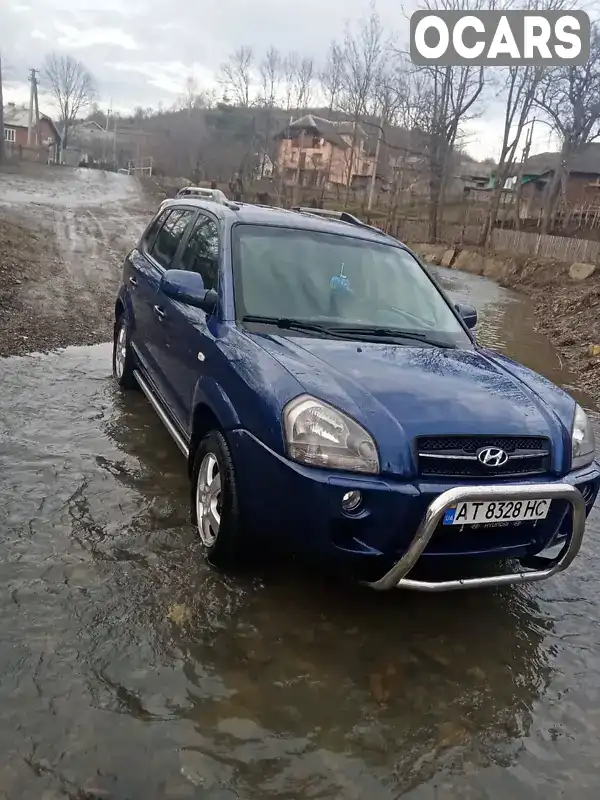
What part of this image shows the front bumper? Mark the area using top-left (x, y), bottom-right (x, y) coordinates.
top-left (365, 482), bottom-right (586, 591)
top-left (229, 430), bottom-right (600, 590)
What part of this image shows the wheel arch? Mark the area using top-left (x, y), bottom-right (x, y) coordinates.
top-left (115, 290), bottom-right (134, 326)
top-left (188, 378), bottom-right (241, 476)
top-left (115, 297), bottom-right (125, 323)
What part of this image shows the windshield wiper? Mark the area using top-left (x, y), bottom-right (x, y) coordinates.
top-left (328, 325), bottom-right (455, 348)
top-left (242, 316), bottom-right (455, 348)
top-left (241, 315), bottom-right (351, 339)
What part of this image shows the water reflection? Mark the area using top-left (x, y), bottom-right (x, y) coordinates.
top-left (435, 266), bottom-right (596, 410)
top-left (101, 382), bottom-right (555, 797)
top-left (1, 261), bottom-right (599, 796)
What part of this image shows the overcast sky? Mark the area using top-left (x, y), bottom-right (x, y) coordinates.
top-left (2, 0), bottom-right (559, 160)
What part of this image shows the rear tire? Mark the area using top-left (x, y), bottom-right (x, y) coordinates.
top-left (190, 430), bottom-right (244, 568)
top-left (112, 314), bottom-right (137, 390)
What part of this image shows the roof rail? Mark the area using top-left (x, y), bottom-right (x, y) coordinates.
top-left (292, 206), bottom-right (363, 226)
top-left (291, 206), bottom-right (393, 240)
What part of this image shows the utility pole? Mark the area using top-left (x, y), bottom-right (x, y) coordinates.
top-left (27, 68), bottom-right (39, 146)
top-left (102, 99), bottom-right (112, 164)
top-left (0, 53), bottom-right (5, 165)
top-left (33, 70), bottom-right (40, 147)
top-left (367, 115), bottom-right (384, 211)
top-left (113, 110), bottom-right (117, 167)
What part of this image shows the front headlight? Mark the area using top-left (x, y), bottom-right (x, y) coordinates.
top-left (283, 395), bottom-right (380, 474)
top-left (572, 404), bottom-right (595, 470)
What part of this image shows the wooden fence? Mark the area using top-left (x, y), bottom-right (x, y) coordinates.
top-left (374, 218), bottom-right (600, 264)
top-left (490, 228), bottom-right (600, 262)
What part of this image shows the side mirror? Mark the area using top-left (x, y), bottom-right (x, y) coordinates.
top-left (161, 269), bottom-right (218, 314)
top-left (455, 302), bottom-right (477, 330)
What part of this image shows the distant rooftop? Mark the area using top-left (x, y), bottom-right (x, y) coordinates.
top-left (3, 103), bottom-right (54, 129)
top-left (2, 103), bottom-right (61, 142)
top-left (274, 114), bottom-right (368, 149)
top-left (521, 143), bottom-right (600, 175)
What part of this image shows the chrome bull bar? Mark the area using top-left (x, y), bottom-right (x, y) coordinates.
top-left (365, 483), bottom-right (586, 592)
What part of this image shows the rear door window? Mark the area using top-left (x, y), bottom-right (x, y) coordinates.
top-left (180, 213), bottom-right (220, 290)
top-left (150, 208), bottom-right (196, 269)
top-left (142, 209), bottom-right (170, 252)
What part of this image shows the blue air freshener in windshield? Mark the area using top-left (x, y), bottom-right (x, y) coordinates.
top-left (330, 264), bottom-right (350, 292)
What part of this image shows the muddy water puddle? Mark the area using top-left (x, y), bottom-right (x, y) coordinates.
top-left (1, 270), bottom-right (600, 798)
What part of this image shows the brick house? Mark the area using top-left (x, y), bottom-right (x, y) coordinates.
top-left (3, 103), bottom-right (62, 163)
top-left (274, 114), bottom-right (375, 190)
top-left (516, 144), bottom-right (600, 217)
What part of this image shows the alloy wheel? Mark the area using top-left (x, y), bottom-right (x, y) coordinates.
top-left (196, 452), bottom-right (222, 546)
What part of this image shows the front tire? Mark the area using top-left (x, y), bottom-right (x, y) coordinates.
top-left (112, 314), bottom-right (137, 390)
top-left (190, 430), bottom-right (243, 567)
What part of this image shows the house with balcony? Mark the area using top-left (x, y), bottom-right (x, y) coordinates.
top-left (274, 114), bottom-right (375, 191)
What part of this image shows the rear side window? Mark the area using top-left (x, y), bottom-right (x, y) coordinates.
top-left (151, 208), bottom-right (195, 269)
top-left (180, 213), bottom-right (219, 290)
top-left (142, 209), bottom-right (169, 251)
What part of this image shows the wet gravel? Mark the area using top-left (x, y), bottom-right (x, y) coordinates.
top-left (1, 265), bottom-right (600, 798)
top-left (0, 165), bottom-right (156, 358)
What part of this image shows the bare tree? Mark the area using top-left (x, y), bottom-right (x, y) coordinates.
top-left (259, 47), bottom-right (283, 177)
top-left (179, 73), bottom-right (209, 113)
top-left (336, 3), bottom-right (389, 205)
top-left (183, 74), bottom-right (198, 111)
top-left (294, 57), bottom-right (315, 111)
top-left (282, 52), bottom-right (299, 111)
top-left (320, 41), bottom-right (344, 115)
top-left (481, 0), bottom-right (576, 244)
top-left (260, 46), bottom-right (282, 107)
top-left (219, 46), bottom-right (254, 107)
top-left (43, 53), bottom-right (95, 149)
top-left (395, 0), bottom-right (487, 241)
top-left (480, 66), bottom-right (542, 244)
top-left (534, 23), bottom-right (600, 233)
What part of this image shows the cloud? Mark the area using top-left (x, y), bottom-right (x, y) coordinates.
top-left (108, 61), bottom-right (216, 96)
top-left (54, 22), bottom-right (140, 51)
top-left (31, 29), bottom-right (47, 40)
top-left (462, 113), bottom-right (560, 161)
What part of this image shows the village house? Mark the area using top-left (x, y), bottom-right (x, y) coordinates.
top-left (449, 160), bottom-right (495, 200)
top-left (2, 103), bottom-right (61, 163)
top-left (514, 144), bottom-right (600, 218)
top-left (274, 114), bottom-right (375, 190)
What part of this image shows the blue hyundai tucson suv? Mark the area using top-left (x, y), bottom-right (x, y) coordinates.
top-left (112, 199), bottom-right (600, 591)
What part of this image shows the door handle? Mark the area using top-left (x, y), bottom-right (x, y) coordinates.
top-left (154, 305), bottom-right (166, 320)
top-left (129, 276), bottom-right (138, 286)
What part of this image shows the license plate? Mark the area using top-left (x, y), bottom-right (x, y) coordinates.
top-left (443, 498), bottom-right (551, 526)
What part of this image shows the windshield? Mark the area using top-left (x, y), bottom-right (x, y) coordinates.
top-left (231, 224), bottom-right (471, 347)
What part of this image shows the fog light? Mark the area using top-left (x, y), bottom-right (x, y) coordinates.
top-left (342, 490), bottom-right (362, 513)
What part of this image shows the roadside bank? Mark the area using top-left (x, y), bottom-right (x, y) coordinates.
top-left (410, 242), bottom-right (600, 399)
top-left (0, 166), bottom-right (156, 358)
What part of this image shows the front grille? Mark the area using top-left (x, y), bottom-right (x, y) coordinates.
top-left (416, 435), bottom-right (551, 478)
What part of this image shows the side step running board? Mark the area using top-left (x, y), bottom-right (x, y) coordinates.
top-left (134, 369), bottom-right (190, 459)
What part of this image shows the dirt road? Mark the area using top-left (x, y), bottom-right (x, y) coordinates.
top-left (0, 164), bottom-right (162, 357)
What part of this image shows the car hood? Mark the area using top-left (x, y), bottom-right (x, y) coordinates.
top-left (246, 333), bottom-right (575, 475)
